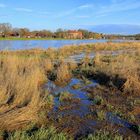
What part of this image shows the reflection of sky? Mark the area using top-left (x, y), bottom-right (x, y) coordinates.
top-left (0, 39), bottom-right (107, 50)
top-left (45, 78), bottom-right (98, 117)
top-left (0, 40), bottom-right (13, 50)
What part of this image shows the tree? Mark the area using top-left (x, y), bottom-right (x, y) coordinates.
top-left (18, 28), bottom-right (30, 37)
top-left (55, 28), bottom-right (66, 38)
top-left (0, 23), bottom-right (12, 37)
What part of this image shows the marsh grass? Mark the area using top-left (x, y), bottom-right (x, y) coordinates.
top-left (8, 127), bottom-right (69, 140)
top-left (0, 42), bottom-right (140, 139)
top-left (93, 95), bottom-right (104, 105)
top-left (55, 62), bottom-right (72, 84)
top-left (0, 55), bottom-right (53, 130)
top-left (59, 92), bottom-right (73, 102)
top-left (96, 110), bottom-right (106, 121)
top-left (85, 130), bottom-right (123, 140)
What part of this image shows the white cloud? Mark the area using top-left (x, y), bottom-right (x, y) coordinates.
top-left (14, 8), bottom-right (33, 12)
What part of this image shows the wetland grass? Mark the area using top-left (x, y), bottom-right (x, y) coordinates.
top-left (0, 42), bottom-right (140, 139)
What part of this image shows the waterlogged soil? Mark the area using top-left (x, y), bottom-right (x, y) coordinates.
top-left (66, 49), bottom-right (136, 63)
top-left (45, 78), bottom-right (140, 139)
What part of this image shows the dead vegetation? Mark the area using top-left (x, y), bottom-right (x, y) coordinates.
top-left (0, 42), bottom-right (140, 138)
top-left (0, 56), bottom-right (53, 130)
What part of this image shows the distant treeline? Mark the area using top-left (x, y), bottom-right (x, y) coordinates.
top-left (125, 34), bottom-right (140, 40)
top-left (0, 23), bottom-right (139, 40)
top-left (105, 34), bottom-right (140, 40)
top-left (0, 23), bottom-right (103, 39)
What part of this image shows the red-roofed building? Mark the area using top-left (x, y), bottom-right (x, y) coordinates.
top-left (67, 30), bottom-right (83, 39)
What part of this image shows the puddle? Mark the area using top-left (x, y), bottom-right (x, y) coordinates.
top-left (45, 78), bottom-right (138, 137)
top-left (65, 49), bottom-right (136, 63)
top-left (67, 53), bottom-right (95, 63)
top-left (45, 78), bottom-right (98, 116)
top-left (107, 112), bottom-right (132, 128)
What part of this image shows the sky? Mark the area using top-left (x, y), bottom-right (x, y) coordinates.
top-left (0, 0), bottom-right (140, 34)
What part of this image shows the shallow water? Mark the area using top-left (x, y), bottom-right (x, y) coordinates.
top-left (0, 39), bottom-right (107, 50)
top-left (0, 39), bottom-right (134, 50)
top-left (45, 78), bottom-right (98, 116)
top-left (45, 78), bottom-right (135, 133)
top-left (66, 49), bottom-right (135, 63)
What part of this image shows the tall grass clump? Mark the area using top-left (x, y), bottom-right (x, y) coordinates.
top-left (43, 58), bottom-right (53, 72)
top-left (94, 53), bottom-right (102, 66)
top-left (0, 55), bottom-right (50, 130)
top-left (112, 55), bottom-right (140, 94)
top-left (56, 62), bottom-right (72, 84)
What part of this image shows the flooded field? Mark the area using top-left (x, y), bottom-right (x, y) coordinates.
top-left (45, 76), bottom-right (139, 139)
top-left (0, 39), bottom-right (107, 50)
top-left (0, 42), bottom-right (139, 139)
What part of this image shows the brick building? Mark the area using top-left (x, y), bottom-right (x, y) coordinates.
top-left (67, 30), bottom-right (83, 39)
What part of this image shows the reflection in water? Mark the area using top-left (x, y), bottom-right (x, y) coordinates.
top-left (0, 41), bottom-right (13, 50)
top-left (46, 78), bottom-right (136, 136)
top-left (0, 39), bottom-right (108, 50)
top-left (45, 78), bottom-right (98, 116)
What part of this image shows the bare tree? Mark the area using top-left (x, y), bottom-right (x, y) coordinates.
top-left (0, 23), bottom-right (12, 37)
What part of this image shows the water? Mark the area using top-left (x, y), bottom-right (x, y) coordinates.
top-left (0, 39), bottom-right (110, 50)
top-left (66, 49), bottom-right (135, 63)
top-left (45, 78), bottom-right (136, 136)
top-left (46, 78), bottom-right (98, 137)
top-left (45, 78), bottom-right (98, 116)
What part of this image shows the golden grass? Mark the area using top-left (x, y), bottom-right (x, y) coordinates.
top-left (92, 50), bottom-right (140, 95)
top-left (0, 41), bottom-right (140, 131)
top-left (55, 62), bottom-right (72, 84)
top-left (0, 55), bottom-right (53, 130)
top-left (0, 42), bottom-right (140, 58)
top-left (94, 53), bottom-right (102, 66)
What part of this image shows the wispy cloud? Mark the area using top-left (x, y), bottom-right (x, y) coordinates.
top-left (0, 14), bottom-right (8, 18)
top-left (38, 11), bottom-right (50, 15)
top-left (95, 14), bottom-right (108, 18)
top-left (54, 0), bottom-right (140, 19)
top-left (0, 3), bottom-right (6, 8)
top-left (56, 3), bottom-right (93, 18)
top-left (75, 15), bottom-right (90, 18)
top-left (56, 9), bottom-right (76, 18)
top-left (98, 0), bottom-right (140, 15)
top-left (78, 4), bottom-right (93, 9)
top-left (85, 0), bottom-right (140, 19)
top-left (14, 8), bottom-right (33, 12)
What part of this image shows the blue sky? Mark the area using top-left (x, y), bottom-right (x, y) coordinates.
top-left (0, 0), bottom-right (140, 34)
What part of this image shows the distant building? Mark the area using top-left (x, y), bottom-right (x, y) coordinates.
top-left (67, 30), bottom-right (83, 39)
